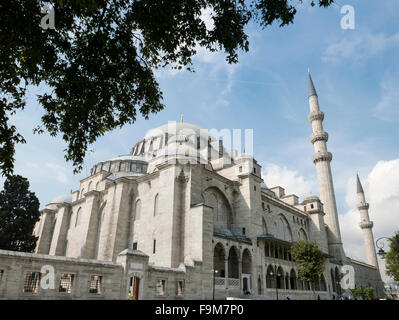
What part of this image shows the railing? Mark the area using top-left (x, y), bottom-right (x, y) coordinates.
top-left (215, 277), bottom-right (225, 287)
top-left (228, 278), bottom-right (240, 287)
top-left (214, 277), bottom-right (240, 288)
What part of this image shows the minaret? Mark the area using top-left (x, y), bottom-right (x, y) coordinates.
top-left (307, 69), bottom-right (346, 261)
top-left (356, 173), bottom-right (379, 268)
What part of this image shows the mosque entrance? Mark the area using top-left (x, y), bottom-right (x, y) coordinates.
top-left (242, 275), bottom-right (251, 294)
top-left (243, 278), bottom-right (248, 292)
top-left (129, 276), bottom-right (140, 300)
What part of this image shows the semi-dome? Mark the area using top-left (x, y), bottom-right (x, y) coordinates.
top-left (50, 194), bottom-right (72, 204)
top-left (111, 155), bottom-right (147, 162)
top-left (90, 154), bottom-right (148, 178)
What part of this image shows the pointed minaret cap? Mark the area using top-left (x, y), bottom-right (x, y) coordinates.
top-left (308, 68), bottom-right (318, 98)
top-left (356, 172), bottom-right (364, 194)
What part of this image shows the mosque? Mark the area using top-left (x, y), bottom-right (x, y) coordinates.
top-left (0, 72), bottom-right (384, 299)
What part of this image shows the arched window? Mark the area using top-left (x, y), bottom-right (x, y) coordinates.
top-left (228, 247), bottom-right (239, 279)
top-left (320, 275), bottom-right (327, 291)
top-left (242, 249), bottom-right (252, 274)
top-left (209, 193), bottom-right (218, 221)
top-left (264, 242), bottom-right (270, 257)
top-left (135, 199), bottom-right (142, 220)
top-left (95, 182), bottom-right (100, 190)
top-left (285, 273), bottom-right (289, 289)
top-left (290, 269), bottom-right (297, 290)
top-left (299, 228), bottom-right (308, 241)
top-left (334, 267), bottom-right (342, 294)
top-left (203, 187), bottom-right (233, 230)
top-left (153, 194), bottom-right (159, 216)
top-left (88, 181), bottom-right (93, 191)
top-left (75, 208), bottom-right (82, 227)
top-left (276, 266), bottom-right (284, 289)
top-left (81, 188), bottom-right (85, 199)
top-left (330, 269), bottom-right (336, 292)
top-left (262, 218), bottom-right (268, 235)
top-left (277, 215), bottom-right (292, 242)
top-left (266, 265), bottom-right (274, 288)
top-left (213, 243), bottom-right (225, 277)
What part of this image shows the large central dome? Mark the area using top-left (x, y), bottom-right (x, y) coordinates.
top-left (89, 121), bottom-right (240, 180)
top-left (144, 122), bottom-right (206, 139)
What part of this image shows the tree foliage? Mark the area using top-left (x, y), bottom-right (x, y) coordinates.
top-left (350, 287), bottom-right (376, 300)
top-left (0, 0), bottom-right (334, 176)
top-left (384, 231), bottom-right (399, 282)
top-left (291, 240), bottom-right (326, 285)
top-left (0, 175), bottom-right (40, 252)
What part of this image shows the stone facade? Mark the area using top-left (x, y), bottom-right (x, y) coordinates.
top-left (0, 74), bottom-right (385, 300)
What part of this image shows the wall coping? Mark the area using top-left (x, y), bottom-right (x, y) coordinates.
top-left (0, 249), bottom-right (121, 268)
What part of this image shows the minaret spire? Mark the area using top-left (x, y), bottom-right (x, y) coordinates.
top-left (307, 70), bottom-right (346, 262)
top-left (308, 68), bottom-right (318, 98)
top-left (356, 173), bottom-right (379, 268)
top-left (356, 172), bottom-right (364, 193)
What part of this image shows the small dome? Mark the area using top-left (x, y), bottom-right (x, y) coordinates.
top-left (236, 153), bottom-right (254, 161)
top-left (50, 194), bottom-right (72, 204)
top-left (302, 194), bottom-right (319, 205)
top-left (260, 182), bottom-right (268, 189)
top-left (304, 194), bottom-right (319, 201)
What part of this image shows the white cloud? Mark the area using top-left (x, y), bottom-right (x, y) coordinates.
top-left (45, 162), bottom-right (69, 185)
top-left (262, 163), bottom-right (316, 199)
top-left (374, 77), bottom-right (399, 122)
top-left (340, 158), bottom-right (399, 282)
top-left (322, 32), bottom-right (399, 63)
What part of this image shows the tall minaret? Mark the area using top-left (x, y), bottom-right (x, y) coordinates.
top-left (307, 69), bottom-right (346, 261)
top-left (356, 173), bottom-right (379, 268)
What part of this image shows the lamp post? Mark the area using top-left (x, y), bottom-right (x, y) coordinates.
top-left (212, 269), bottom-right (218, 300)
top-left (270, 265), bottom-right (280, 300)
top-left (376, 234), bottom-right (399, 257)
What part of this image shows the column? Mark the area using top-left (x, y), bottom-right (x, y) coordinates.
top-left (224, 257), bottom-right (229, 289)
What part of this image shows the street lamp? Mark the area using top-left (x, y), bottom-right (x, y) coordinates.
top-left (212, 269), bottom-right (218, 300)
top-left (270, 265), bottom-right (280, 300)
top-left (376, 234), bottom-right (399, 257)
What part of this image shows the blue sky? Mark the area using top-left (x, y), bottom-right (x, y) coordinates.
top-left (2, 1), bottom-right (399, 279)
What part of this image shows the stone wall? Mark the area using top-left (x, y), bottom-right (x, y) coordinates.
top-left (0, 249), bottom-right (123, 300)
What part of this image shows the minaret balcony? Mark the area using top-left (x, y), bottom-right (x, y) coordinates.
top-left (360, 221), bottom-right (373, 229)
top-left (312, 151), bottom-right (332, 163)
top-left (308, 111), bottom-right (324, 123)
top-left (357, 203), bottom-right (370, 210)
top-left (310, 132), bottom-right (328, 144)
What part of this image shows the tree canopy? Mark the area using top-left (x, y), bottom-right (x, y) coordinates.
top-left (384, 231), bottom-right (399, 282)
top-left (0, 0), bottom-right (334, 176)
top-left (350, 287), bottom-right (376, 300)
top-left (290, 240), bottom-right (326, 287)
top-left (0, 175), bottom-right (40, 252)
